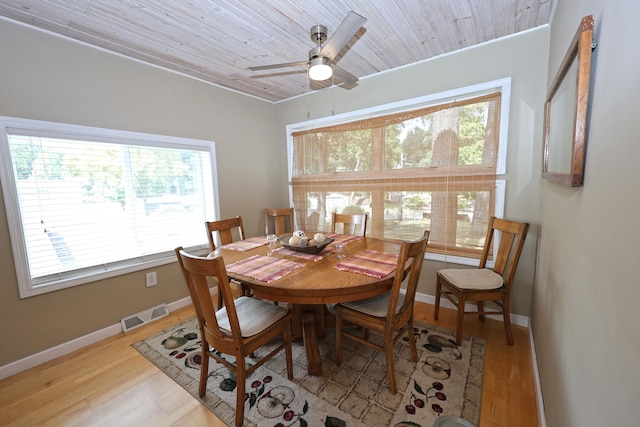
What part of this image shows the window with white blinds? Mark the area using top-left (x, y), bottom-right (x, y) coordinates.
top-left (286, 79), bottom-right (510, 264)
top-left (0, 117), bottom-right (218, 298)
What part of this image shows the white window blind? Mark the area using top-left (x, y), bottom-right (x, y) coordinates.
top-left (0, 117), bottom-right (218, 298)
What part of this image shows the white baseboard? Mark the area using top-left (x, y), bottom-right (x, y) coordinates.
top-left (1, 290), bottom-right (535, 384)
top-left (414, 291), bottom-right (529, 328)
top-left (529, 325), bottom-right (547, 427)
top-left (0, 295), bottom-right (194, 381)
top-left (0, 323), bottom-right (124, 382)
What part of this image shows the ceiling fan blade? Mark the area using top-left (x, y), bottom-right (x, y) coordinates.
top-left (309, 79), bottom-right (333, 91)
top-left (248, 61), bottom-right (308, 71)
top-left (332, 66), bottom-right (359, 85)
top-left (247, 69), bottom-right (308, 79)
top-left (320, 11), bottom-right (367, 61)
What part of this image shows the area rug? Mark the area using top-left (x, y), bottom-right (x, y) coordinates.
top-left (133, 318), bottom-right (485, 427)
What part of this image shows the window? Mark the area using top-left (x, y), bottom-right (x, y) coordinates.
top-left (287, 79), bottom-right (510, 264)
top-left (0, 117), bottom-right (219, 298)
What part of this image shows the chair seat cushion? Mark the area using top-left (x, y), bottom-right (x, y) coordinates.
top-left (339, 292), bottom-right (405, 317)
top-left (216, 296), bottom-right (288, 337)
top-left (439, 268), bottom-right (503, 290)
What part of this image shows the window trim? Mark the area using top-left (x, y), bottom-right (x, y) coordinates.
top-left (285, 78), bottom-right (511, 266)
top-left (0, 116), bottom-right (220, 298)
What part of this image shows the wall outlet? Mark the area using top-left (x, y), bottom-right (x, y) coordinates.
top-left (146, 271), bottom-right (157, 287)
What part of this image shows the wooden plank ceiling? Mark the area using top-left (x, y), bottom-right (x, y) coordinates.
top-left (0, 0), bottom-right (553, 102)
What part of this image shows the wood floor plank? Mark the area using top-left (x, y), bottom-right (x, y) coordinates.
top-left (0, 301), bottom-right (538, 426)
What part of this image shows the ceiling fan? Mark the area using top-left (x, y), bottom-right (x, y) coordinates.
top-left (248, 11), bottom-right (367, 87)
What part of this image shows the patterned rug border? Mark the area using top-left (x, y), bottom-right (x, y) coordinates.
top-left (133, 317), bottom-right (485, 427)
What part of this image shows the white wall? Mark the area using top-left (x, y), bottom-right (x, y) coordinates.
top-left (276, 28), bottom-right (550, 317)
top-left (534, 1), bottom-right (640, 425)
top-left (0, 18), bottom-right (279, 366)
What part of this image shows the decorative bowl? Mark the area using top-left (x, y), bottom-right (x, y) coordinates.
top-left (278, 234), bottom-right (335, 254)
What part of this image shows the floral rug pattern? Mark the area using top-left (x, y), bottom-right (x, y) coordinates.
top-left (133, 318), bottom-right (484, 427)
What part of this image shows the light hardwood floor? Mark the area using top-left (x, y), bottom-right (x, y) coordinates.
top-left (0, 300), bottom-right (538, 426)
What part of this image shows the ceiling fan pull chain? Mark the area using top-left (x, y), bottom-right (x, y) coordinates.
top-left (332, 77), bottom-right (336, 116)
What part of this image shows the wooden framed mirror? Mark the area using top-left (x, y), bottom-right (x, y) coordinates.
top-left (543, 15), bottom-right (594, 187)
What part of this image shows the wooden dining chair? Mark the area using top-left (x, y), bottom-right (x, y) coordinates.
top-left (331, 212), bottom-right (368, 236)
top-left (205, 216), bottom-right (245, 252)
top-left (264, 207), bottom-right (295, 235)
top-left (205, 216), bottom-right (248, 307)
top-left (324, 212), bottom-right (369, 319)
top-left (175, 247), bottom-right (293, 427)
top-left (335, 230), bottom-right (430, 394)
top-left (434, 216), bottom-right (529, 345)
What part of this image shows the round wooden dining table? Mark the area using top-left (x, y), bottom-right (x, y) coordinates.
top-left (210, 234), bottom-right (406, 375)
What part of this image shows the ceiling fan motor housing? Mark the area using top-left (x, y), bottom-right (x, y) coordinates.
top-left (309, 25), bottom-right (330, 65)
top-left (308, 46), bottom-right (326, 61)
top-left (310, 24), bottom-right (328, 44)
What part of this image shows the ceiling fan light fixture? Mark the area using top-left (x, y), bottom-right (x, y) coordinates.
top-left (308, 57), bottom-right (332, 81)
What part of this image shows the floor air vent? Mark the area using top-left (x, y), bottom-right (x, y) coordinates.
top-left (121, 303), bottom-right (169, 332)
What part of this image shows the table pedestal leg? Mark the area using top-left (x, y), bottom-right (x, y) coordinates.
top-left (302, 312), bottom-right (322, 375)
top-left (292, 304), bottom-right (325, 375)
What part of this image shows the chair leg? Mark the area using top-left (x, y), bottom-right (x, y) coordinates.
top-left (335, 310), bottom-right (343, 366)
top-left (407, 320), bottom-right (418, 362)
top-left (434, 279), bottom-right (442, 320)
top-left (217, 291), bottom-right (223, 310)
top-left (455, 296), bottom-right (466, 345)
top-left (199, 347), bottom-right (209, 397)
top-left (235, 361), bottom-right (246, 427)
top-left (477, 301), bottom-right (485, 321)
top-left (503, 297), bottom-right (514, 345)
top-left (385, 331), bottom-right (397, 394)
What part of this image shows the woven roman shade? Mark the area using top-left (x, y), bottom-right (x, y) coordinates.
top-left (290, 92), bottom-right (501, 259)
